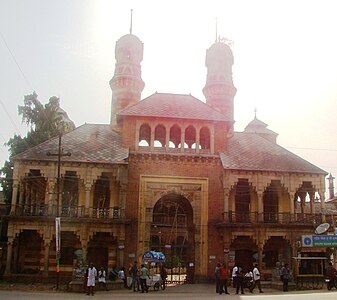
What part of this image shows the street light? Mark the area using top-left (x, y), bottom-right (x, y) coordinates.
top-left (47, 131), bottom-right (71, 289)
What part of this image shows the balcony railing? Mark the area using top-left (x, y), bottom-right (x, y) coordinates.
top-left (223, 211), bottom-right (324, 225)
top-left (12, 204), bottom-right (125, 219)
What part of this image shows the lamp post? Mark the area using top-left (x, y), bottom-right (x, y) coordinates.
top-left (47, 131), bottom-right (71, 289)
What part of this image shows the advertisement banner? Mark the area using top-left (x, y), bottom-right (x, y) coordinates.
top-left (55, 217), bottom-right (61, 260)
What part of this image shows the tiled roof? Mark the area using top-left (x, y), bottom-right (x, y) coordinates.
top-left (220, 132), bottom-right (327, 174)
top-left (118, 92), bottom-right (230, 122)
top-left (13, 124), bottom-right (129, 164)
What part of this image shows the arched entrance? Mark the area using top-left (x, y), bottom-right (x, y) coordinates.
top-left (230, 236), bottom-right (257, 270)
top-left (264, 236), bottom-right (291, 268)
top-left (150, 193), bottom-right (194, 280)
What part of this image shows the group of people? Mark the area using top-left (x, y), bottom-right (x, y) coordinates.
top-left (83, 263), bottom-right (127, 295)
top-left (129, 261), bottom-right (168, 293)
top-left (232, 264), bottom-right (264, 294)
top-left (215, 263), bottom-right (264, 295)
top-left (215, 262), bottom-right (294, 294)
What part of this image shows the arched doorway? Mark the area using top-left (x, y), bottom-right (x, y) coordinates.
top-left (230, 236), bottom-right (257, 270)
top-left (151, 193), bottom-right (194, 280)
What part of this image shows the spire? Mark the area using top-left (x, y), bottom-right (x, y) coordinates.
top-left (130, 9), bottom-right (133, 34)
top-left (215, 17), bottom-right (218, 43)
top-left (254, 107), bottom-right (257, 119)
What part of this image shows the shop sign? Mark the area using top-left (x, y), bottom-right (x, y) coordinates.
top-left (302, 235), bottom-right (337, 247)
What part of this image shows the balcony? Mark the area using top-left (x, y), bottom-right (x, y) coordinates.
top-left (222, 211), bottom-right (324, 226)
top-left (11, 204), bottom-right (125, 219)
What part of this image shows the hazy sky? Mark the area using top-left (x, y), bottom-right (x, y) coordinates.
top-left (1, 0), bottom-right (337, 196)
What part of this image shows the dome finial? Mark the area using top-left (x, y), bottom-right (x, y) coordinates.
top-left (254, 107), bottom-right (257, 119)
top-left (130, 9), bottom-right (133, 34)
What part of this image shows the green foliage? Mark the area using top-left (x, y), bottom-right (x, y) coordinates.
top-left (0, 92), bottom-right (75, 205)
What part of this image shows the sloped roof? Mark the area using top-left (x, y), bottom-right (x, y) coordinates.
top-left (220, 132), bottom-right (327, 174)
top-left (13, 124), bottom-right (128, 164)
top-left (118, 92), bottom-right (230, 122)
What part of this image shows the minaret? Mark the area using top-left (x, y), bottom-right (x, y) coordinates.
top-left (327, 173), bottom-right (335, 200)
top-left (110, 10), bottom-right (145, 125)
top-left (202, 37), bottom-right (237, 122)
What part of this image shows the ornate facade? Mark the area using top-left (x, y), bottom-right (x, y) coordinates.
top-left (3, 29), bottom-right (329, 283)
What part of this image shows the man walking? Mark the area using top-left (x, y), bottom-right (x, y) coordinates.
top-left (251, 264), bottom-right (263, 293)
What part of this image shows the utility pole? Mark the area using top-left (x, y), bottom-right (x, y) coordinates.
top-left (47, 131), bottom-right (71, 289)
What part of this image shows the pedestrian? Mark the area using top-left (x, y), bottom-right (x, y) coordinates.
top-left (159, 263), bottom-right (168, 290)
top-left (235, 265), bottom-right (244, 294)
top-left (87, 262), bottom-right (97, 296)
top-left (118, 267), bottom-right (127, 288)
top-left (280, 263), bottom-right (290, 292)
top-left (244, 268), bottom-right (253, 292)
top-left (251, 264), bottom-right (263, 293)
top-left (98, 266), bottom-right (108, 291)
top-left (219, 262), bottom-right (230, 294)
top-left (130, 261), bottom-right (140, 292)
top-left (232, 264), bottom-right (238, 288)
top-left (139, 264), bottom-right (150, 293)
top-left (214, 262), bottom-right (221, 293)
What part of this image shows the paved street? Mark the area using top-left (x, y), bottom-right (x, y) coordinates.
top-left (0, 284), bottom-right (337, 299)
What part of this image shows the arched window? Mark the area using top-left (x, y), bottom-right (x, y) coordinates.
top-left (139, 123), bottom-right (151, 146)
top-left (154, 124), bottom-right (166, 148)
top-left (169, 124), bottom-right (181, 148)
top-left (185, 125), bottom-right (196, 148)
top-left (200, 127), bottom-right (210, 149)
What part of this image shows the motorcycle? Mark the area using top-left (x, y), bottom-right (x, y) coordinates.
top-left (325, 276), bottom-right (337, 290)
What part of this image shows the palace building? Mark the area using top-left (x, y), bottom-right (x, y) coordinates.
top-left (3, 27), bottom-right (330, 283)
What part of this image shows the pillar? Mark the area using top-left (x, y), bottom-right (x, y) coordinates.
top-left (165, 125), bottom-right (170, 151)
top-left (85, 183), bottom-right (91, 216)
top-left (150, 126), bottom-right (155, 151)
top-left (4, 238), bottom-right (14, 275)
top-left (81, 240), bottom-right (88, 265)
top-left (223, 187), bottom-right (229, 222)
top-left (195, 128), bottom-right (200, 153)
top-left (257, 191), bottom-right (263, 222)
top-left (43, 240), bottom-right (51, 276)
top-left (181, 129), bottom-right (185, 153)
top-left (10, 179), bottom-right (19, 215)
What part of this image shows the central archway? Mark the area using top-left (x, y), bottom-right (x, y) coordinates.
top-left (151, 193), bottom-right (194, 265)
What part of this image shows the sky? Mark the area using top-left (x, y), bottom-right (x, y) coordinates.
top-left (1, 0), bottom-right (337, 197)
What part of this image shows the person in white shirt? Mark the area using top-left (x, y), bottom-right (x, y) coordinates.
top-left (98, 266), bottom-right (108, 291)
top-left (87, 263), bottom-right (97, 295)
top-left (251, 264), bottom-right (263, 293)
top-left (232, 265), bottom-right (238, 288)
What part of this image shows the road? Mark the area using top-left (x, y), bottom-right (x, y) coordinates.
top-left (0, 284), bottom-right (337, 300)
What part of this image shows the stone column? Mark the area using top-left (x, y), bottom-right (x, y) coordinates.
top-left (195, 128), bottom-right (200, 153)
top-left (257, 191), bottom-right (263, 222)
top-left (258, 244), bottom-right (263, 267)
top-left (223, 187), bottom-right (230, 222)
top-left (85, 183), bottom-right (91, 217)
top-left (43, 240), bottom-right (51, 276)
top-left (150, 126), bottom-right (155, 151)
top-left (4, 238), bottom-right (14, 275)
top-left (18, 184), bottom-right (24, 213)
top-left (289, 192), bottom-right (295, 222)
top-left (181, 128), bottom-right (185, 153)
top-left (10, 179), bottom-right (19, 215)
top-left (81, 240), bottom-right (88, 265)
top-left (165, 125), bottom-right (170, 151)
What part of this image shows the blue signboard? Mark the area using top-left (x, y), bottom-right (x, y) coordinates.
top-left (302, 235), bottom-right (337, 247)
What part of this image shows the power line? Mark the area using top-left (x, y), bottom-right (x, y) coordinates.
top-left (0, 31), bottom-right (33, 90)
top-left (286, 146), bottom-right (337, 152)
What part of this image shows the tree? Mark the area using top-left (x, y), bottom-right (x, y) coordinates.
top-left (0, 92), bottom-right (75, 205)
